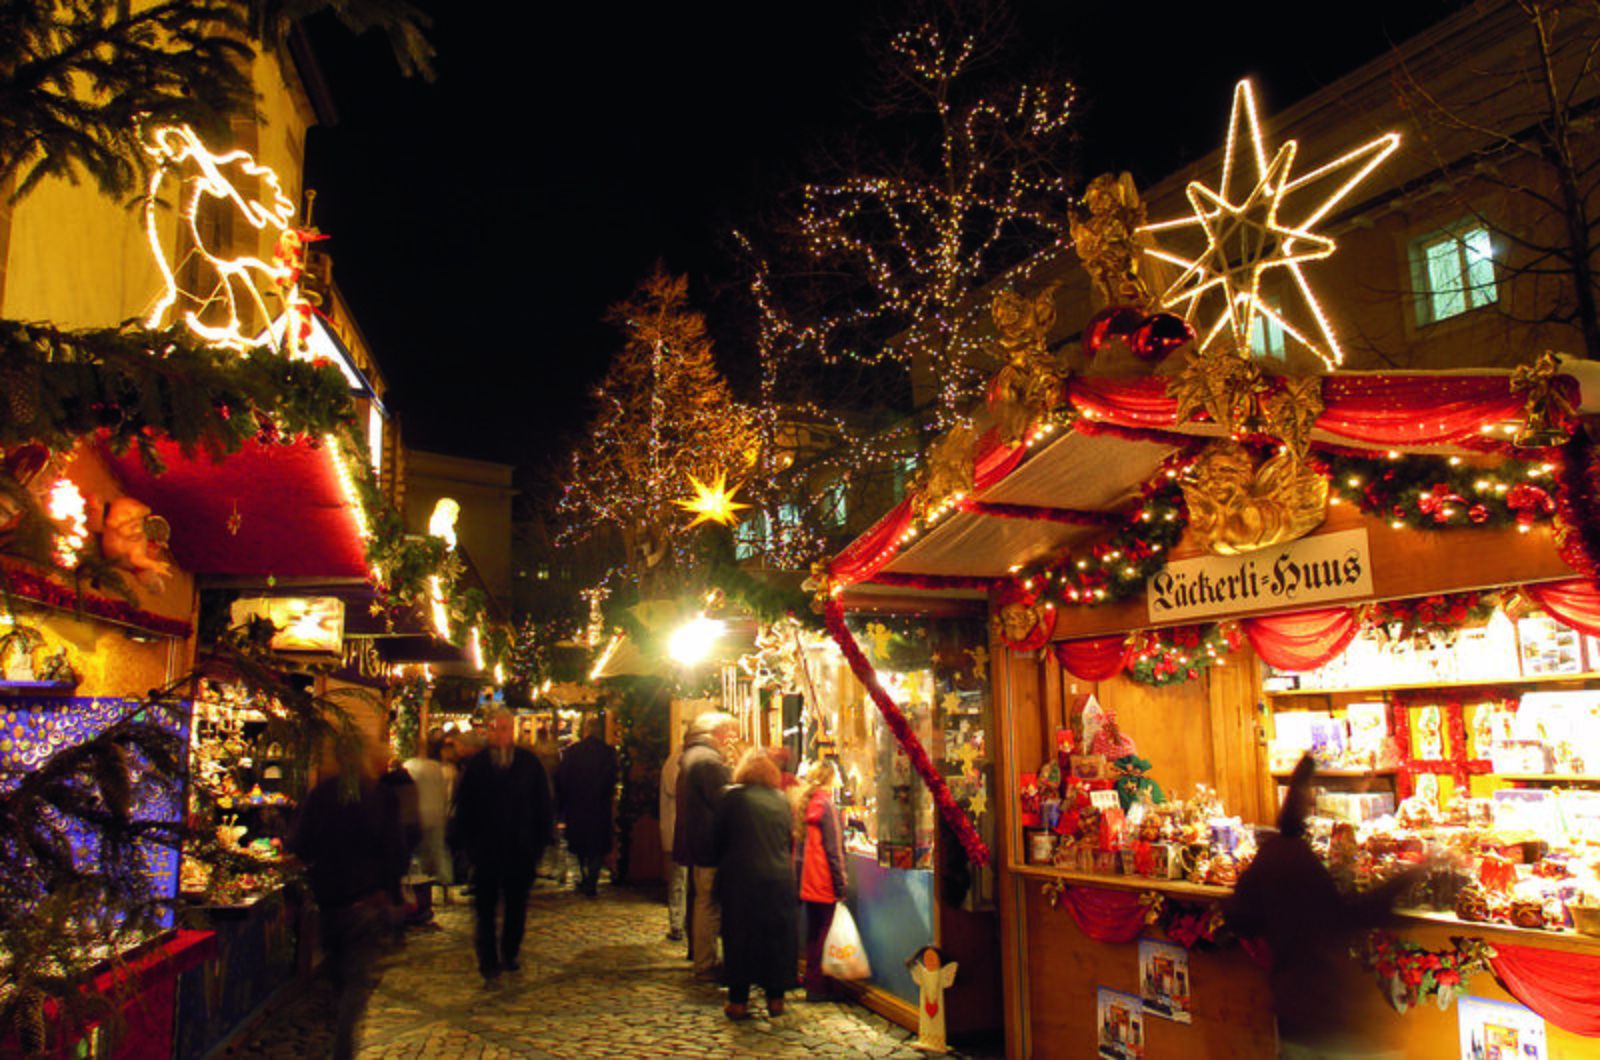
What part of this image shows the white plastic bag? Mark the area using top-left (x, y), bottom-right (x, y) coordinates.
top-left (821, 902), bottom-right (872, 980)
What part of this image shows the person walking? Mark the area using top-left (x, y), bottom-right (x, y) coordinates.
top-left (287, 740), bottom-right (407, 1060)
top-left (449, 709), bottom-right (554, 982)
top-left (555, 715), bottom-right (618, 897)
top-left (404, 731), bottom-right (453, 904)
top-left (713, 749), bottom-right (798, 1020)
top-left (673, 711), bottom-right (737, 979)
top-left (793, 758), bottom-right (848, 1001)
top-left (658, 721), bottom-right (692, 942)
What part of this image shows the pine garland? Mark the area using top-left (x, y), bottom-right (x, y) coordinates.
top-left (1321, 450), bottom-right (1558, 531)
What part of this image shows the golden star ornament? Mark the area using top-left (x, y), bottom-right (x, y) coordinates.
top-left (675, 470), bottom-right (751, 528)
top-left (1140, 79), bottom-right (1398, 369)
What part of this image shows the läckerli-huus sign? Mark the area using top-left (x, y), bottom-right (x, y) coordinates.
top-left (1147, 528), bottom-right (1373, 624)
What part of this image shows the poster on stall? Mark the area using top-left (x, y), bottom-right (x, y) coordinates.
top-left (1096, 987), bottom-right (1145, 1059)
top-left (1138, 939), bottom-right (1192, 1023)
top-left (1457, 996), bottom-right (1546, 1060)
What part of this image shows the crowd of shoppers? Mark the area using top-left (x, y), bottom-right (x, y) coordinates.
top-left (665, 710), bottom-right (851, 1020)
top-left (289, 703), bottom-right (853, 1053)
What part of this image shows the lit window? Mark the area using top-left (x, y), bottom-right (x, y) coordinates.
top-left (824, 481), bottom-right (848, 528)
top-left (775, 503), bottom-right (802, 544)
top-left (893, 455), bottom-right (919, 500)
top-left (1248, 307), bottom-right (1286, 363)
top-left (1411, 223), bottom-right (1497, 325)
top-left (734, 512), bottom-right (769, 560)
top-left (536, 565), bottom-right (550, 581)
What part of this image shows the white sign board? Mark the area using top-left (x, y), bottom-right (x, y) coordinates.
top-left (1147, 528), bottom-right (1373, 624)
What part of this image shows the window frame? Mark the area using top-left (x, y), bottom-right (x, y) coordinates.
top-left (1408, 220), bottom-right (1499, 327)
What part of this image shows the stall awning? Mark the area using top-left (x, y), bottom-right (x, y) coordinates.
top-left (830, 366), bottom-right (1595, 609)
top-left (106, 437), bottom-right (368, 580)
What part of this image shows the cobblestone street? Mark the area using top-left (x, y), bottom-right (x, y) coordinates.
top-left (225, 882), bottom-right (994, 1058)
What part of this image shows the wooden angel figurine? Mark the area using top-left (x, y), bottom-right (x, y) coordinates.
top-left (907, 946), bottom-right (959, 1053)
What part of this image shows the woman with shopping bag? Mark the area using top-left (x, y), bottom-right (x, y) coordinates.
top-left (794, 758), bottom-right (854, 1000)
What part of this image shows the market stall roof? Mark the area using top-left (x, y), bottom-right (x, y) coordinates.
top-left (830, 364), bottom-right (1600, 604)
top-left (106, 436), bottom-right (368, 580)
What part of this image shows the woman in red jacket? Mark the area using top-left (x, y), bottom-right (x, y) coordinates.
top-left (793, 758), bottom-right (848, 1001)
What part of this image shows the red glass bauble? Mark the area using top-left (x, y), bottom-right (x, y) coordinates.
top-left (1128, 313), bottom-right (1195, 362)
top-left (1082, 306), bottom-right (1145, 360)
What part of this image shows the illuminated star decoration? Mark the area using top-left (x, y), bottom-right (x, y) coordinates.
top-left (968, 789), bottom-right (988, 817)
top-left (675, 470), bottom-right (750, 528)
top-left (1140, 79), bottom-right (1399, 369)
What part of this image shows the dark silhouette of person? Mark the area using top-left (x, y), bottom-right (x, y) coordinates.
top-left (449, 710), bottom-right (554, 981)
top-left (555, 715), bottom-right (618, 897)
top-left (1226, 753), bottom-right (1423, 1058)
top-left (287, 741), bottom-right (407, 1060)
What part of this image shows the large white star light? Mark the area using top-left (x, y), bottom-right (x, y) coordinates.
top-left (1140, 79), bottom-right (1399, 368)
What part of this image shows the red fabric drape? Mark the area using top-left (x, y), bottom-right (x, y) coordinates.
top-left (1055, 636), bottom-right (1134, 682)
top-left (827, 498), bottom-right (914, 587)
top-left (1490, 941), bottom-right (1600, 1037)
top-left (821, 600), bottom-right (991, 865)
top-left (1054, 885), bottom-right (1148, 944)
top-left (1067, 373), bottom-right (1571, 450)
top-left (974, 427), bottom-right (1027, 491)
top-left (1241, 608), bottom-right (1361, 672)
top-left (1526, 579), bottom-right (1600, 638)
top-left (1317, 375), bottom-right (1535, 448)
top-left (1068, 377), bottom-right (1179, 428)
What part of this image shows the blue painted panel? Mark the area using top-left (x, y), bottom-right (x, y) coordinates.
top-left (844, 851), bottom-right (933, 1005)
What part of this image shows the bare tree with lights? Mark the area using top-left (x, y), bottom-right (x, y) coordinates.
top-left (749, 3), bottom-right (1076, 434)
top-left (725, 4), bottom-right (1077, 571)
top-left (558, 264), bottom-right (761, 593)
top-left (1394, 0), bottom-right (1600, 361)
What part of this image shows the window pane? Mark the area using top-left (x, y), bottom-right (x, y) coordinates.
top-left (1465, 227), bottom-right (1496, 308)
top-left (1425, 238), bottom-right (1466, 321)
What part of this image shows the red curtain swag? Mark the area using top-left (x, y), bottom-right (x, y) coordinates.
top-left (1240, 608), bottom-right (1361, 672)
top-left (1066, 373), bottom-right (1556, 449)
top-left (821, 599), bottom-right (991, 866)
top-left (826, 498), bottom-right (914, 588)
top-left (1490, 941), bottom-right (1600, 1037)
top-left (1525, 579), bottom-right (1600, 638)
top-left (1055, 636), bottom-right (1135, 682)
top-left (1052, 885), bottom-right (1147, 944)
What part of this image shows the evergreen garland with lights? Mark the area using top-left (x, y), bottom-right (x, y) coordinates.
top-left (1321, 450), bottom-right (1559, 532)
top-left (1125, 623), bottom-right (1241, 686)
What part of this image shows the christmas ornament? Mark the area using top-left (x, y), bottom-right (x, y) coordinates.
top-left (1182, 440), bottom-right (1328, 554)
top-left (1141, 79), bottom-right (1399, 367)
top-left (1127, 312), bottom-right (1194, 362)
top-left (1082, 305), bottom-right (1146, 361)
top-left (1069, 171), bottom-right (1153, 308)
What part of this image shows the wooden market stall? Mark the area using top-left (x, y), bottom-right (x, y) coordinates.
top-left (820, 359), bottom-right (1600, 1058)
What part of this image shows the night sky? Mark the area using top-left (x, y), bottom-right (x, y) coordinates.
top-left (301, 1), bottom-right (1453, 489)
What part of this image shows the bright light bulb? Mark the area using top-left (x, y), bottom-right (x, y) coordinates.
top-left (669, 615), bottom-right (727, 666)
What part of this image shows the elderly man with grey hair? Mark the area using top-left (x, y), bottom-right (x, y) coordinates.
top-left (672, 711), bottom-right (739, 979)
top-left (449, 709), bottom-right (553, 982)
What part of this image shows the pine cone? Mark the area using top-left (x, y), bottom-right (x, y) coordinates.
top-left (95, 744), bottom-right (132, 820)
top-left (12, 986), bottom-right (48, 1054)
top-left (0, 366), bottom-right (38, 429)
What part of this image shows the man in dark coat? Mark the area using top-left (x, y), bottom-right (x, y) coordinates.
top-left (287, 743), bottom-right (407, 1060)
top-left (449, 710), bottom-right (554, 981)
top-left (555, 715), bottom-right (618, 897)
top-left (713, 749), bottom-right (798, 1019)
top-left (673, 711), bottom-right (737, 978)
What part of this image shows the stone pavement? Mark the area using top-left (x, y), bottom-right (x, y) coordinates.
top-left (223, 881), bottom-right (998, 1059)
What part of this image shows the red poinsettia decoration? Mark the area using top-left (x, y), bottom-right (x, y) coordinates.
top-left (1416, 483), bottom-right (1466, 523)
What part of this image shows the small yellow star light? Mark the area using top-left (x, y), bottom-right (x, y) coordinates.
top-left (1140, 79), bottom-right (1399, 369)
top-left (675, 471), bottom-right (750, 528)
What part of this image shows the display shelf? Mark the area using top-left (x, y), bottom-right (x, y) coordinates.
top-left (1396, 907), bottom-right (1600, 954)
top-left (1269, 767), bottom-right (1398, 778)
top-left (1010, 861), bottom-right (1234, 900)
top-left (1264, 671), bottom-right (1600, 698)
top-left (0, 678), bottom-right (78, 695)
top-left (1497, 773), bottom-right (1600, 785)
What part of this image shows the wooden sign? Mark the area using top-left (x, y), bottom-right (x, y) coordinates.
top-left (1147, 528), bottom-right (1373, 623)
